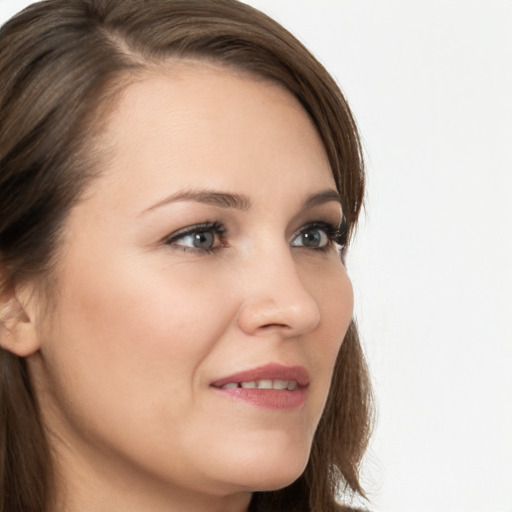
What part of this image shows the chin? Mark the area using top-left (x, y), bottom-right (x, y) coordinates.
top-left (221, 438), bottom-right (311, 493)
top-left (251, 470), bottom-right (306, 493)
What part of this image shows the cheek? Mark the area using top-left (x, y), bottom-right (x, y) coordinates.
top-left (62, 249), bottom-right (227, 338)
top-left (34, 256), bottom-right (241, 485)
top-left (323, 268), bottom-right (353, 349)
top-left (40, 254), bottom-right (232, 423)
top-left (306, 255), bottom-right (353, 339)
top-left (302, 261), bottom-right (353, 411)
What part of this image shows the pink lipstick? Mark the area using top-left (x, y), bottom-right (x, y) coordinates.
top-left (210, 363), bottom-right (309, 410)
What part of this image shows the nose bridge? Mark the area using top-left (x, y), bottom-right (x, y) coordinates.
top-left (236, 241), bottom-right (321, 336)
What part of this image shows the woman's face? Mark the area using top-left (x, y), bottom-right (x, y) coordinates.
top-left (28, 63), bottom-right (353, 507)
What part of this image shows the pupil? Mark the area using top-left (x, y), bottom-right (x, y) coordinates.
top-left (194, 232), bottom-right (214, 248)
top-left (303, 230), bottom-right (321, 247)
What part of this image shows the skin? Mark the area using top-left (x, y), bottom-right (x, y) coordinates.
top-left (21, 63), bottom-right (354, 512)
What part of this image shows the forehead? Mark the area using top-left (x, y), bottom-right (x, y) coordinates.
top-left (89, 62), bottom-right (334, 211)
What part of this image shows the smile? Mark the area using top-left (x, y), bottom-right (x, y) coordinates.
top-left (210, 363), bottom-right (309, 410)
top-left (220, 380), bottom-right (298, 390)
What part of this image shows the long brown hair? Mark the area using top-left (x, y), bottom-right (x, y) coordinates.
top-left (0, 1), bottom-right (373, 511)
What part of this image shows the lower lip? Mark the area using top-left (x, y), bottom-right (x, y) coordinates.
top-left (212, 386), bottom-right (307, 410)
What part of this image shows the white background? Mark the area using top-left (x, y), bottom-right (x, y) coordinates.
top-left (1, 1), bottom-right (511, 511)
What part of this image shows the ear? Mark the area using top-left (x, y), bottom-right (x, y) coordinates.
top-left (0, 287), bottom-right (41, 357)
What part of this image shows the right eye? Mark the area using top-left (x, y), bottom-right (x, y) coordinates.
top-left (164, 222), bottom-right (227, 254)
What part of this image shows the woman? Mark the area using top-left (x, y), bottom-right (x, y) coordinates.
top-left (0, 1), bottom-right (372, 511)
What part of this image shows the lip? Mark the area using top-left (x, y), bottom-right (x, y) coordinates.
top-left (210, 363), bottom-right (309, 410)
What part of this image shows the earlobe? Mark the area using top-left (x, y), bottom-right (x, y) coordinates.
top-left (0, 293), bottom-right (41, 357)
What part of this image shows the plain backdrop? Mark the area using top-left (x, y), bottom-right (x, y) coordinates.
top-left (1, 1), bottom-right (511, 511)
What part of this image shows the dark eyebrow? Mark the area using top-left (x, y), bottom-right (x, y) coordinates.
top-left (141, 189), bottom-right (252, 215)
top-left (302, 189), bottom-right (343, 210)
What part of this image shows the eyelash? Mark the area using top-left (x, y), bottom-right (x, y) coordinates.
top-left (296, 221), bottom-right (348, 253)
top-left (164, 220), bottom-right (347, 255)
top-left (164, 221), bottom-right (226, 254)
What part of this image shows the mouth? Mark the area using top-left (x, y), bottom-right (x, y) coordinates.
top-left (218, 379), bottom-right (299, 391)
top-left (210, 363), bottom-right (309, 410)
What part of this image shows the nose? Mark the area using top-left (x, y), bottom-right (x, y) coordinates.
top-left (236, 247), bottom-right (321, 338)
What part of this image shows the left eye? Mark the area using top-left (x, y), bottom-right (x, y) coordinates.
top-left (291, 224), bottom-right (331, 248)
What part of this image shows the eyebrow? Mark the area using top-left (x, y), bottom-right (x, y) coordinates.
top-left (141, 189), bottom-right (251, 214)
top-left (140, 187), bottom-right (342, 215)
top-left (302, 189), bottom-right (342, 209)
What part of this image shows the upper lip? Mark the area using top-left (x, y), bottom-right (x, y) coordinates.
top-left (211, 363), bottom-right (310, 388)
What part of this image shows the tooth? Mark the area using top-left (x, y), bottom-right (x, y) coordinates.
top-left (287, 381), bottom-right (297, 391)
top-left (241, 381), bottom-right (257, 389)
top-left (273, 380), bottom-right (288, 390)
top-left (222, 383), bottom-right (238, 389)
top-left (257, 380), bottom-right (273, 389)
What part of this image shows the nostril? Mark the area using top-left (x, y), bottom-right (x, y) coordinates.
top-left (256, 323), bottom-right (291, 334)
top-left (261, 322), bottom-right (288, 330)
